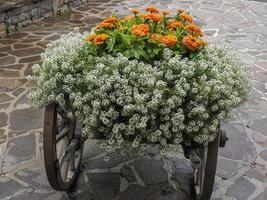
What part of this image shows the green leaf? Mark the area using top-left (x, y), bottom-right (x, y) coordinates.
top-left (106, 34), bottom-right (116, 52)
top-left (122, 35), bottom-right (132, 46)
top-left (123, 50), bottom-right (133, 58)
top-left (153, 48), bottom-right (161, 55)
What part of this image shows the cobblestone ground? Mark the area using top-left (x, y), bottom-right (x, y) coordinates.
top-left (0, 0), bottom-right (267, 199)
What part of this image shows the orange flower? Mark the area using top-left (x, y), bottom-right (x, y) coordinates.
top-left (103, 16), bottom-right (118, 24)
top-left (85, 34), bottom-right (96, 42)
top-left (97, 22), bottom-right (115, 29)
top-left (162, 10), bottom-right (170, 15)
top-left (145, 6), bottom-right (159, 14)
top-left (183, 35), bottom-right (204, 51)
top-left (160, 35), bottom-right (178, 47)
top-left (131, 8), bottom-right (140, 14)
top-left (147, 13), bottom-right (162, 22)
top-left (131, 24), bottom-right (150, 37)
top-left (140, 13), bottom-right (149, 19)
top-left (150, 33), bottom-right (161, 42)
top-left (124, 15), bottom-right (135, 21)
top-left (186, 24), bottom-right (203, 36)
top-left (94, 34), bottom-right (109, 45)
top-left (140, 13), bottom-right (162, 22)
top-left (167, 20), bottom-right (183, 30)
top-left (180, 12), bottom-right (193, 23)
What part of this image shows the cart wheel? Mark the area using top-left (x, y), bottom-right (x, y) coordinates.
top-left (193, 133), bottom-right (220, 200)
top-left (43, 103), bottom-right (84, 191)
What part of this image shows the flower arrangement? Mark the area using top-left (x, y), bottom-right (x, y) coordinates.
top-left (83, 7), bottom-right (207, 61)
top-left (29, 7), bottom-right (251, 155)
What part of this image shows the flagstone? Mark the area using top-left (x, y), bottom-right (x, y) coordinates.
top-left (0, 46), bottom-right (11, 52)
top-left (44, 34), bottom-right (61, 41)
top-left (217, 158), bottom-right (239, 179)
top-left (13, 43), bottom-right (34, 49)
top-left (14, 168), bottom-right (52, 191)
top-left (130, 158), bottom-right (168, 185)
top-left (10, 107), bottom-right (43, 132)
top-left (259, 149), bottom-right (267, 161)
top-left (255, 188), bottom-right (267, 200)
top-left (0, 52), bottom-right (7, 57)
top-left (0, 64), bottom-right (24, 70)
top-left (7, 32), bottom-right (28, 39)
top-left (84, 172), bottom-right (121, 200)
top-left (245, 166), bottom-right (267, 182)
top-left (121, 165), bottom-right (136, 183)
top-left (0, 129), bottom-right (6, 144)
top-left (0, 69), bottom-right (20, 77)
top-left (11, 192), bottom-right (53, 200)
top-left (36, 41), bottom-right (49, 48)
top-left (0, 79), bottom-right (27, 92)
top-left (0, 93), bottom-right (13, 103)
top-left (0, 102), bottom-right (10, 111)
top-left (0, 177), bottom-right (25, 200)
top-left (14, 93), bottom-right (30, 109)
top-left (8, 47), bottom-right (44, 57)
top-left (19, 55), bottom-right (41, 63)
top-left (0, 39), bottom-right (17, 45)
top-left (2, 133), bottom-right (36, 172)
top-left (12, 87), bottom-right (25, 96)
top-left (82, 16), bottom-right (103, 24)
top-left (0, 112), bottom-right (8, 127)
top-left (19, 38), bottom-right (42, 43)
top-left (220, 123), bottom-right (257, 162)
top-left (0, 56), bottom-right (16, 65)
top-left (226, 177), bottom-right (256, 200)
top-left (248, 118), bottom-right (267, 136)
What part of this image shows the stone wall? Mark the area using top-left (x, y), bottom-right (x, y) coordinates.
top-left (0, 0), bottom-right (88, 36)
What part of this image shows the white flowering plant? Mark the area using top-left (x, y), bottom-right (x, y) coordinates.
top-left (29, 8), bottom-right (251, 155)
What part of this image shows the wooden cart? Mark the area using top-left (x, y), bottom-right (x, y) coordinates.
top-left (43, 103), bottom-right (228, 199)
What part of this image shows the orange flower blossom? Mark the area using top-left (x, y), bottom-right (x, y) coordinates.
top-left (183, 35), bottom-right (206, 51)
top-left (85, 34), bottom-right (96, 42)
top-left (145, 6), bottom-right (159, 14)
top-left (103, 16), bottom-right (118, 23)
top-left (180, 12), bottom-right (193, 23)
top-left (124, 15), bottom-right (135, 21)
top-left (140, 13), bottom-right (149, 19)
top-left (97, 22), bottom-right (114, 29)
top-left (167, 20), bottom-right (183, 30)
top-left (150, 33), bottom-right (161, 42)
top-left (160, 35), bottom-right (178, 47)
top-left (186, 24), bottom-right (203, 36)
top-left (94, 34), bottom-right (109, 45)
top-left (131, 24), bottom-right (150, 37)
top-left (131, 8), bottom-right (140, 14)
top-left (147, 13), bottom-right (162, 22)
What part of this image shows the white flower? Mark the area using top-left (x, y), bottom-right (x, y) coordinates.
top-left (29, 31), bottom-right (251, 154)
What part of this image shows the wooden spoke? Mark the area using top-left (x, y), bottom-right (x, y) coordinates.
top-left (75, 150), bottom-right (82, 169)
top-left (61, 158), bottom-right (70, 181)
top-left (56, 126), bottom-right (70, 143)
top-left (57, 137), bottom-right (68, 161)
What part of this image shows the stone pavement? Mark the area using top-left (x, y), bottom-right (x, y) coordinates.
top-left (0, 0), bottom-right (267, 199)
